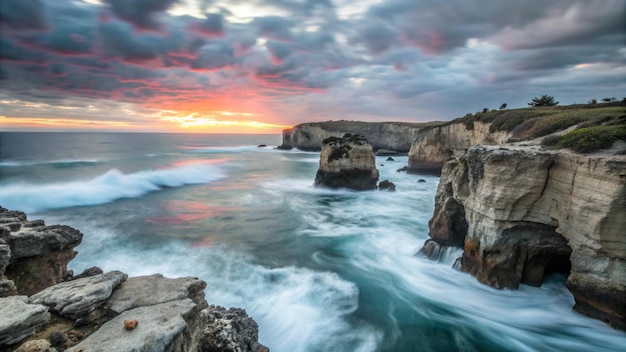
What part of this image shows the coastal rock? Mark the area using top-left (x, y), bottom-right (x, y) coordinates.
top-left (0, 296), bottom-right (50, 346)
top-left (65, 299), bottom-right (203, 352)
top-left (408, 121), bottom-right (510, 173)
top-left (423, 145), bottom-right (626, 329)
top-left (314, 135), bottom-right (379, 190)
top-left (30, 271), bottom-right (127, 324)
top-left (199, 305), bottom-right (268, 352)
top-left (281, 121), bottom-right (434, 152)
top-left (14, 339), bottom-right (51, 352)
top-left (378, 180), bottom-right (396, 192)
top-left (105, 274), bottom-right (208, 315)
top-left (3, 210), bottom-right (82, 295)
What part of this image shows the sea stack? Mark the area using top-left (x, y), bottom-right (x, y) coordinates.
top-left (314, 134), bottom-right (379, 190)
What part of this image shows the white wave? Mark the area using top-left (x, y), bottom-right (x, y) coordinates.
top-left (0, 159), bottom-right (100, 167)
top-left (0, 162), bottom-right (225, 213)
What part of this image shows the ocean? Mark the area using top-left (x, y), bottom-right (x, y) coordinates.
top-left (0, 132), bottom-right (624, 352)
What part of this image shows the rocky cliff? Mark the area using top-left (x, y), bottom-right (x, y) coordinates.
top-left (314, 135), bottom-right (379, 190)
top-left (281, 121), bottom-right (438, 152)
top-left (407, 121), bottom-right (510, 173)
top-left (0, 207), bottom-right (268, 351)
top-left (424, 145), bottom-right (626, 330)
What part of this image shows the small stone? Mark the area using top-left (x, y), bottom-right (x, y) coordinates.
top-left (417, 179), bottom-right (426, 183)
top-left (378, 180), bottom-right (396, 192)
top-left (386, 157), bottom-right (395, 161)
top-left (124, 319), bottom-right (138, 330)
top-left (49, 331), bottom-right (69, 347)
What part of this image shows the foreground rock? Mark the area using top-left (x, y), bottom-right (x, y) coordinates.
top-left (0, 296), bottom-right (50, 345)
top-left (423, 145), bottom-right (626, 330)
top-left (315, 135), bottom-right (379, 190)
top-left (0, 207), bottom-right (269, 351)
top-left (0, 207), bottom-right (82, 297)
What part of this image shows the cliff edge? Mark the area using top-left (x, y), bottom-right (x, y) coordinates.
top-left (417, 104), bottom-right (626, 330)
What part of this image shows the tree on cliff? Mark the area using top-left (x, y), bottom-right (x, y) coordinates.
top-left (499, 103), bottom-right (507, 110)
top-left (528, 95), bottom-right (559, 107)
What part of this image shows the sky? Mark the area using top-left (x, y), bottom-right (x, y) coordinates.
top-left (0, 0), bottom-right (624, 133)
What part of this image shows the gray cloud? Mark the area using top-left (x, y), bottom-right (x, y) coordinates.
top-left (105, 0), bottom-right (180, 29)
top-left (0, 0), bottom-right (48, 30)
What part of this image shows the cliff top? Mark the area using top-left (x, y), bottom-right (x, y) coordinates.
top-left (290, 120), bottom-right (444, 132)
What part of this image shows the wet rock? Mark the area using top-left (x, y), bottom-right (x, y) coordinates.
top-left (105, 274), bottom-right (208, 315)
top-left (14, 339), bottom-right (51, 352)
top-left (417, 179), bottom-right (426, 183)
top-left (314, 135), bottom-right (379, 190)
top-left (66, 299), bottom-right (202, 352)
top-left (199, 305), bottom-right (269, 352)
top-left (0, 296), bottom-right (50, 346)
top-left (257, 144), bottom-right (267, 148)
top-left (378, 180), bottom-right (396, 192)
top-left (386, 157), bottom-right (395, 161)
top-left (71, 266), bottom-right (104, 281)
top-left (30, 271), bottom-right (127, 324)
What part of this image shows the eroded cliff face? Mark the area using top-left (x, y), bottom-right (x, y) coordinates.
top-left (281, 121), bottom-right (428, 152)
top-left (427, 145), bottom-right (626, 330)
top-left (408, 122), bottom-right (510, 172)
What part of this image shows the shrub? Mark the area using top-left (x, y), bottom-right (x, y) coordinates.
top-left (558, 125), bottom-right (626, 153)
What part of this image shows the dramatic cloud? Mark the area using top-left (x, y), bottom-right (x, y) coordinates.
top-left (0, 0), bottom-right (624, 132)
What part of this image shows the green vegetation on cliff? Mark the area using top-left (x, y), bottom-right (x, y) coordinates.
top-left (446, 102), bottom-right (626, 152)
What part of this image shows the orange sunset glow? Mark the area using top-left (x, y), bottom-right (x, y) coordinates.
top-left (0, 0), bottom-right (623, 133)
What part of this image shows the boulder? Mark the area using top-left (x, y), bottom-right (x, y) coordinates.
top-left (65, 299), bottom-right (203, 352)
top-left (199, 305), bottom-right (269, 352)
top-left (105, 274), bottom-right (208, 315)
top-left (30, 271), bottom-right (127, 324)
top-left (0, 296), bottom-right (50, 346)
top-left (14, 339), bottom-right (51, 352)
top-left (4, 216), bottom-right (82, 296)
top-left (314, 135), bottom-right (379, 190)
top-left (378, 180), bottom-right (396, 192)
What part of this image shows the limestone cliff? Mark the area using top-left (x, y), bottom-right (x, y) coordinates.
top-left (314, 135), bottom-right (379, 190)
top-left (426, 145), bottom-right (626, 330)
top-left (408, 121), bottom-right (510, 173)
top-left (281, 121), bottom-right (438, 152)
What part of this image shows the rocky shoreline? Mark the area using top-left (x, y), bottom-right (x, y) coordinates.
top-left (0, 207), bottom-right (268, 352)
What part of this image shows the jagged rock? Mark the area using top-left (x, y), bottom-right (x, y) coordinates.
top-left (105, 274), bottom-right (208, 315)
top-left (30, 271), bottom-right (127, 324)
top-left (199, 305), bottom-right (269, 352)
top-left (422, 145), bottom-right (626, 330)
top-left (65, 299), bottom-right (203, 352)
top-left (257, 144), bottom-right (267, 148)
top-left (5, 221), bottom-right (82, 296)
top-left (378, 180), bottom-right (396, 192)
top-left (386, 157), bottom-right (395, 161)
top-left (314, 135), bottom-right (379, 190)
top-left (14, 339), bottom-right (51, 352)
top-left (0, 296), bottom-right (50, 346)
top-left (70, 266), bottom-right (104, 280)
top-left (275, 145), bottom-right (292, 150)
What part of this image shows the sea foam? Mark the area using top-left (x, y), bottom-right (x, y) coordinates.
top-left (0, 162), bottom-right (225, 213)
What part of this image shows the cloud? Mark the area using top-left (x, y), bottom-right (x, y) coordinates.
top-left (105, 0), bottom-right (180, 30)
top-left (0, 0), bottom-right (624, 131)
top-left (0, 0), bottom-right (48, 30)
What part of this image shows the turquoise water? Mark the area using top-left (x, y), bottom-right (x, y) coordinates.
top-left (1, 132), bottom-right (624, 352)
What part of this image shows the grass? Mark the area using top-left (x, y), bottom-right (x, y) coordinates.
top-left (557, 124), bottom-right (626, 153)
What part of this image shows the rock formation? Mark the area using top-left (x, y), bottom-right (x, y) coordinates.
top-left (280, 121), bottom-right (439, 152)
top-left (0, 207), bottom-right (268, 351)
top-left (407, 121), bottom-right (510, 174)
top-left (424, 145), bottom-right (626, 330)
top-left (314, 135), bottom-right (379, 190)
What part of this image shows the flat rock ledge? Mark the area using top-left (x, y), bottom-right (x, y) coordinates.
top-left (0, 207), bottom-right (268, 351)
